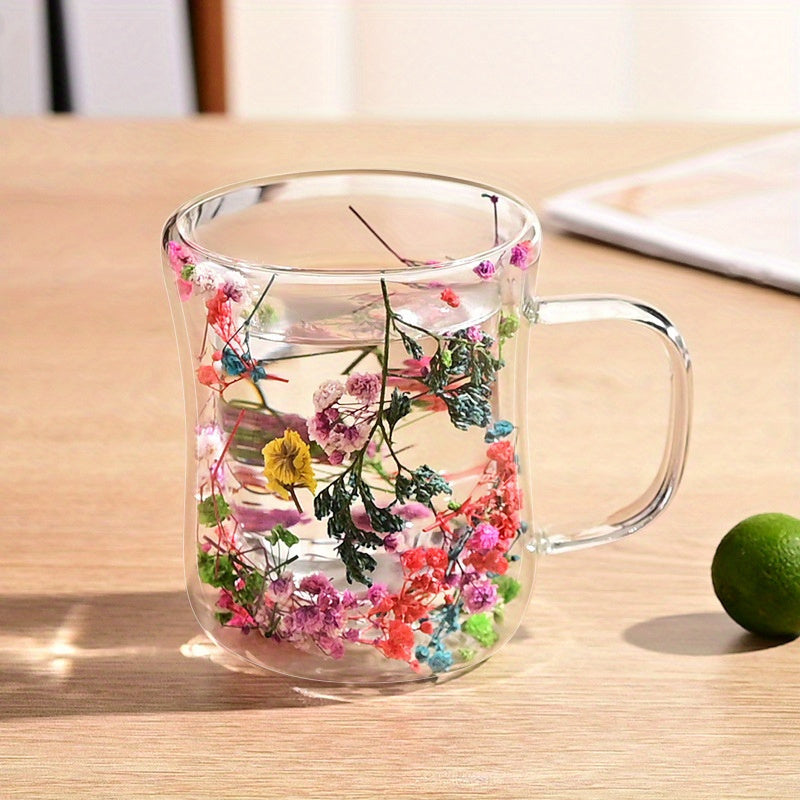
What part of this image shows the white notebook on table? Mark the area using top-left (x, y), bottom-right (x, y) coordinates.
top-left (544, 131), bottom-right (800, 294)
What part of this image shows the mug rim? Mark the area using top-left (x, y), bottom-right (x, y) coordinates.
top-left (163, 168), bottom-right (540, 281)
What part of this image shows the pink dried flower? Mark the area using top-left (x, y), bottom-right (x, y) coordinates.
top-left (345, 372), bottom-right (381, 404)
top-left (367, 583), bottom-right (390, 605)
top-left (299, 573), bottom-right (333, 595)
top-left (317, 634), bottom-right (345, 659)
top-left (313, 380), bottom-right (345, 412)
top-left (469, 522), bottom-right (500, 551)
top-left (351, 507), bottom-right (374, 532)
top-left (177, 278), bottom-right (194, 301)
top-left (167, 241), bottom-right (193, 274)
top-left (462, 580), bottom-right (498, 613)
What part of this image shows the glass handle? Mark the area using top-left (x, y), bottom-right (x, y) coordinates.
top-left (525, 295), bottom-right (692, 554)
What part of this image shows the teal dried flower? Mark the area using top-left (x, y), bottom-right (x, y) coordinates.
top-left (428, 648), bottom-right (453, 673)
top-left (484, 420), bottom-right (514, 443)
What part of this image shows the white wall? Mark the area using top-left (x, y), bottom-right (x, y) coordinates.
top-left (226, 0), bottom-right (800, 121)
top-left (0, 0), bottom-right (49, 115)
top-left (62, 0), bottom-right (195, 116)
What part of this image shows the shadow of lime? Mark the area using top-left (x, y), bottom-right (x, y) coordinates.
top-left (623, 612), bottom-right (793, 656)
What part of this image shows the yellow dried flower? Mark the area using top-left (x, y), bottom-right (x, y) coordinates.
top-left (262, 429), bottom-right (317, 501)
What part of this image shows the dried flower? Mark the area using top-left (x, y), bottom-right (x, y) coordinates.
top-left (462, 612), bottom-right (498, 647)
top-left (167, 242), bottom-right (196, 300)
top-left (462, 580), bottom-right (499, 613)
top-left (498, 313), bottom-right (520, 341)
top-left (266, 572), bottom-right (295, 603)
top-left (196, 424), bottom-right (224, 461)
top-left (262, 429), bottom-right (317, 501)
top-left (465, 325), bottom-right (483, 343)
top-left (233, 505), bottom-right (310, 532)
top-left (468, 522), bottom-right (501, 551)
top-left (509, 240), bottom-right (535, 270)
top-left (168, 241), bottom-right (193, 273)
top-left (367, 583), bottom-right (390, 605)
top-left (440, 287), bottom-right (461, 308)
top-left (484, 419), bottom-right (514, 443)
top-left (193, 262), bottom-right (221, 293)
top-left (313, 380), bottom-right (345, 412)
top-left (473, 260), bottom-right (496, 280)
top-left (377, 619), bottom-right (416, 661)
top-left (345, 372), bottom-right (381, 404)
top-left (197, 364), bottom-right (220, 387)
top-left (299, 573), bottom-right (333, 595)
top-left (221, 347), bottom-right (247, 376)
top-left (427, 648), bottom-right (453, 673)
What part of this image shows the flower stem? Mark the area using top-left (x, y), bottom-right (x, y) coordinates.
top-left (349, 205), bottom-right (413, 266)
top-left (287, 485), bottom-right (303, 514)
top-left (482, 193), bottom-right (499, 246)
top-left (341, 346), bottom-right (376, 376)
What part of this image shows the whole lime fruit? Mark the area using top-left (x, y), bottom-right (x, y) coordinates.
top-left (711, 513), bottom-right (800, 639)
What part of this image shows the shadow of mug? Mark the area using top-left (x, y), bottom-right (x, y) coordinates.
top-left (2, 590), bottom-right (552, 719)
top-left (0, 590), bottom-right (393, 719)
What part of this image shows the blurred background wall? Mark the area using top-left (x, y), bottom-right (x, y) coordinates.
top-left (2, 0), bottom-right (799, 120)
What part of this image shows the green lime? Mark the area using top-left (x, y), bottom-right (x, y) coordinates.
top-left (711, 513), bottom-right (800, 639)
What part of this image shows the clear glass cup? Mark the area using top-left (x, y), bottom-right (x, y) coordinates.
top-left (161, 170), bottom-right (691, 684)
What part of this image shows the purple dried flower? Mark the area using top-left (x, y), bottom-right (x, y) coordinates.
top-left (266, 573), bottom-right (295, 603)
top-left (473, 260), bottom-right (496, 280)
top-left (462, 580), bottom-right (499, 613)
top-left (509, 240), bottom-right (534, 270)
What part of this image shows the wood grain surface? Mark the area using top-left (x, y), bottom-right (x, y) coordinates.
top-left (1, 120), bottom-right (798, 799)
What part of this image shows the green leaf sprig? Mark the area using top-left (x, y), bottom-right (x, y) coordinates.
top-left (313, 280), bottom-right (452, 585)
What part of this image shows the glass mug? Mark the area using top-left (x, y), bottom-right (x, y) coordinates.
top-left (162, 170), bottom-right (691, 684)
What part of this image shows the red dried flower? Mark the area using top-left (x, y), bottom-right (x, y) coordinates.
top-left (205, 288), bottom-right (230, 327)
top-left (377, 619), bottom-right (415, 661)
top-left (425, 548), bottom-right (448, 570)
top-left (197, 365), bottom-right (219, 386)
top-left (440, 287), bottom-right (461, 308)
top-left (400, 547), bottom-right (428, 573)
top-left (487, 439), bottom-right (514, 465)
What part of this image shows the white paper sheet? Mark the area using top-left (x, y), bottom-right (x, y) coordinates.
top-left (544, 131), bottom-right (800, 293)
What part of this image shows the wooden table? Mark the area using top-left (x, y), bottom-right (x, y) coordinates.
top-left (2, 120), bottom-right (798, 799)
